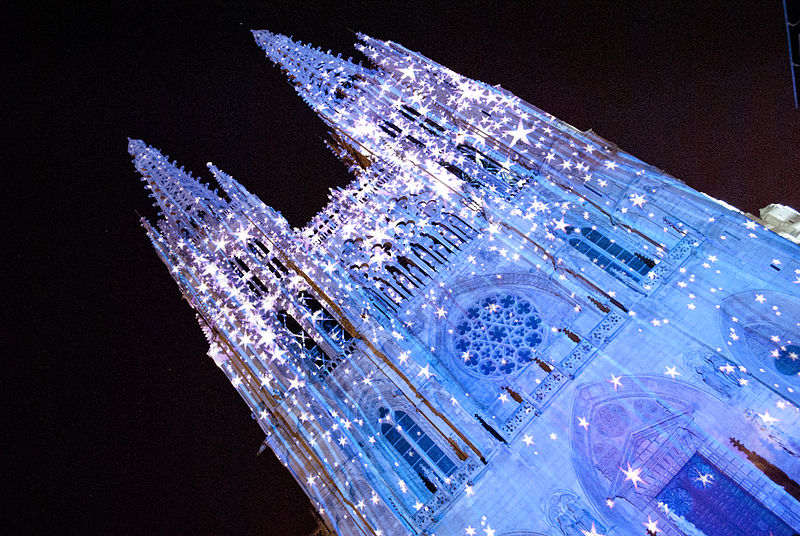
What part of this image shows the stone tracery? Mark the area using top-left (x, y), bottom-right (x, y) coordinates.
top-left (453, 292), bottom-right (544, 378)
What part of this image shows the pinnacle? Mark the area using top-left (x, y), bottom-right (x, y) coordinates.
top-left (127, 138), bottom-right (148, 156)
top-left (250, 29), bottom-right (275, 41)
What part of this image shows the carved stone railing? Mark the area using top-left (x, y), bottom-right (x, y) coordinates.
top-left (530, 369), bottom-right (568, 409)
top-left (559, 340), bottom-right (596, 375)
top-left (639, 260), bottom-right (673, 289)
top-left (412, 456), bottom-right (481, 527)
top-left (588, 311), bottom-right (625, 344)
top-left (667, 233), bottom-right (697, 263)
top-left (500, 400), bottom-right (536, 436)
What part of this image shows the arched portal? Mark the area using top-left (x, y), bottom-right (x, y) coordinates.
top-left (570, 376), bottom-right (800, 534)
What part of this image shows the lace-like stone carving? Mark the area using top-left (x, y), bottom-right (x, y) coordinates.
top-left (667, 234), bottom-right (697, 262)
top-left (453, 293), bottom-right (544, 377)
top-left (560, 341), bottom-right (595, 374)
top-left (589, 311), bottom-right (624, 343)
top-left (501, 400), bottom-right (536, 435)
top-left (531, 369), bottom-right (568, 407)
top-left (640, 260), bottom-right (672, 288)
top-left (412, 457), bottom-right (481, 527)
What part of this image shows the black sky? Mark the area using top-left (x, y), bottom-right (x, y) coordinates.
top-left (6, 2), bottom-right (799, 535)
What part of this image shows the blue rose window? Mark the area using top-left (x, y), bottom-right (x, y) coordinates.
top-left (688, 460), bottom-right (717, 489)
top-left (660, 487), bottom-right (693, 516)
top-left (454, 293), bottom-right (543, 377)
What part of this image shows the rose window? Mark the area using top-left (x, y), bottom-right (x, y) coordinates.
top-left (660, 487), bottom-right (693, 516)
top-left (453, 293), bottom-right (543, 377)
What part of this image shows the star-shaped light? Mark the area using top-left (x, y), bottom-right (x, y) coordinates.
top-left (418, 364), bottom-right (432, 379)
top-left (693, 470), bottom-right (714, 488)
top-left (552, 217), bottom-right (569, 232)
top-left (505, 120), bottom-right (534, 147)
top-left (578, 416), bottom-right (590, 430)
top-left (609, 375), bottom-right (623, 390)
top-left (630, 193), bottom-right (647, 207)
top-left (643, 516), bottom-right (660, 533)
top-left (398, 66), bottom-right (417, 80)
top-left (758, 410), bottom-right (779, 425)
top-left (212, 237), bottom-right (229, 251)
top-left (620, 462), bottom-right (644, 489)
top-left (581, 523), bottom-right (605, 536)
top-left (664, 366), bottom-right (680, 379)
top-left (288, 375), bottom-right (305, 390)
top-left (233, 226), bottom-right (251, 243)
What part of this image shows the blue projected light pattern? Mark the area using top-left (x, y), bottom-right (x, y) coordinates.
top-left (566, 226), bottom-right (653, 283)
top-left (454, 293), bottom-right (543, 377)
top-left (657, 453), bottom-right (795, 536)
top-left (775, 345), bottom-right (800, 376)
top-left (130, 27), bottom-right (800, 536)
top-left (379, 408), bottom-right (456, 494)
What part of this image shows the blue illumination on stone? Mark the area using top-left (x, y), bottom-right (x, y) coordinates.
top-left (130, 30), bottom-right (800, 536)
top-left (454, 293), bottom-right (543, 376)
top-left (658, 453), bottom-right (795, 536)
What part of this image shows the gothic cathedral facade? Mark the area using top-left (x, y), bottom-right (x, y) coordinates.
top-left (131, 31), bottom-right (800, 535)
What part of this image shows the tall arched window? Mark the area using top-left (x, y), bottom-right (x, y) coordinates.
top-left (277, 309), bottom-right (332, 374)
top-left (229, 255), bottom-right (269, 296)
top-left (394, 410), bottom-right (457, 476)
top-left (378, 407), bottom-right (457, 495)
top-left (298, 291), bottom-right (353, 346)
top-left (566, 226), bottom-right (654, 283)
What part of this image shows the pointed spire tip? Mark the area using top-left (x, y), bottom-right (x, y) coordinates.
top-left (127, 138), bottom-right (148, 156)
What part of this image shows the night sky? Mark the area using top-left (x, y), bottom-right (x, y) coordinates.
top-left (6, 2), bottom-right (799, 535)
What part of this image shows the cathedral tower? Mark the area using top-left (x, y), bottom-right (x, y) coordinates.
top-left (131, 31), bottom-right (800, 535)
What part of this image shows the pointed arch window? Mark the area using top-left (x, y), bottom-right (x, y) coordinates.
top-left (277, 309), bottom-right (332, 373)
top-left (246, 239), bottom-right (270, 260)
top-left (229, 256), bottom-right (269, 296)
top-left (566, 226), bottom-right (654, 283)
top-left (378, 408), bottom-right (457, 495)
top-left (297, 291), bottom-right (353, 346)
top-left (277, 291), bottom-right (354, 378)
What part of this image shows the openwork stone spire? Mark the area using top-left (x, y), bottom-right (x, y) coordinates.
top-left (131, 30), bottom-right (800, 536)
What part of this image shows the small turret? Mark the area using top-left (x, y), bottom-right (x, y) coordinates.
top-left (252, 30), bottom-right (369, 117)
top-left (129, 139), bottom-right (227, 238)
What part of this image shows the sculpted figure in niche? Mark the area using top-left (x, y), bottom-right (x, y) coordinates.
top-left (743, 407), bottom-right (800, 458)
top-left (683, 346), bottom-right (740, 400)
top-left (546, 490), bottom-right (605, 536)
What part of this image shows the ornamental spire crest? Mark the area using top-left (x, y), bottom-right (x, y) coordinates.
top-left (131, 29), bottom-right (800, 536)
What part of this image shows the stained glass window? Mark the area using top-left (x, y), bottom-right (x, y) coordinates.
top-left (379, 408), bottom-right (457, 495)
top-left (775, 344), bottom-right (800, 376)
top-left (566, 226), bottom-right (654, 283)
top-left (454, 292), bottom-right (543, 377)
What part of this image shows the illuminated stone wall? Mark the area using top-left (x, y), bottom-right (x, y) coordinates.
top-left (132, 31), bottom-right (800, 535)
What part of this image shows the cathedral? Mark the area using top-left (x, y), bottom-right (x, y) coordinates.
top-left (130, 30), bottom-right (800, 535)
